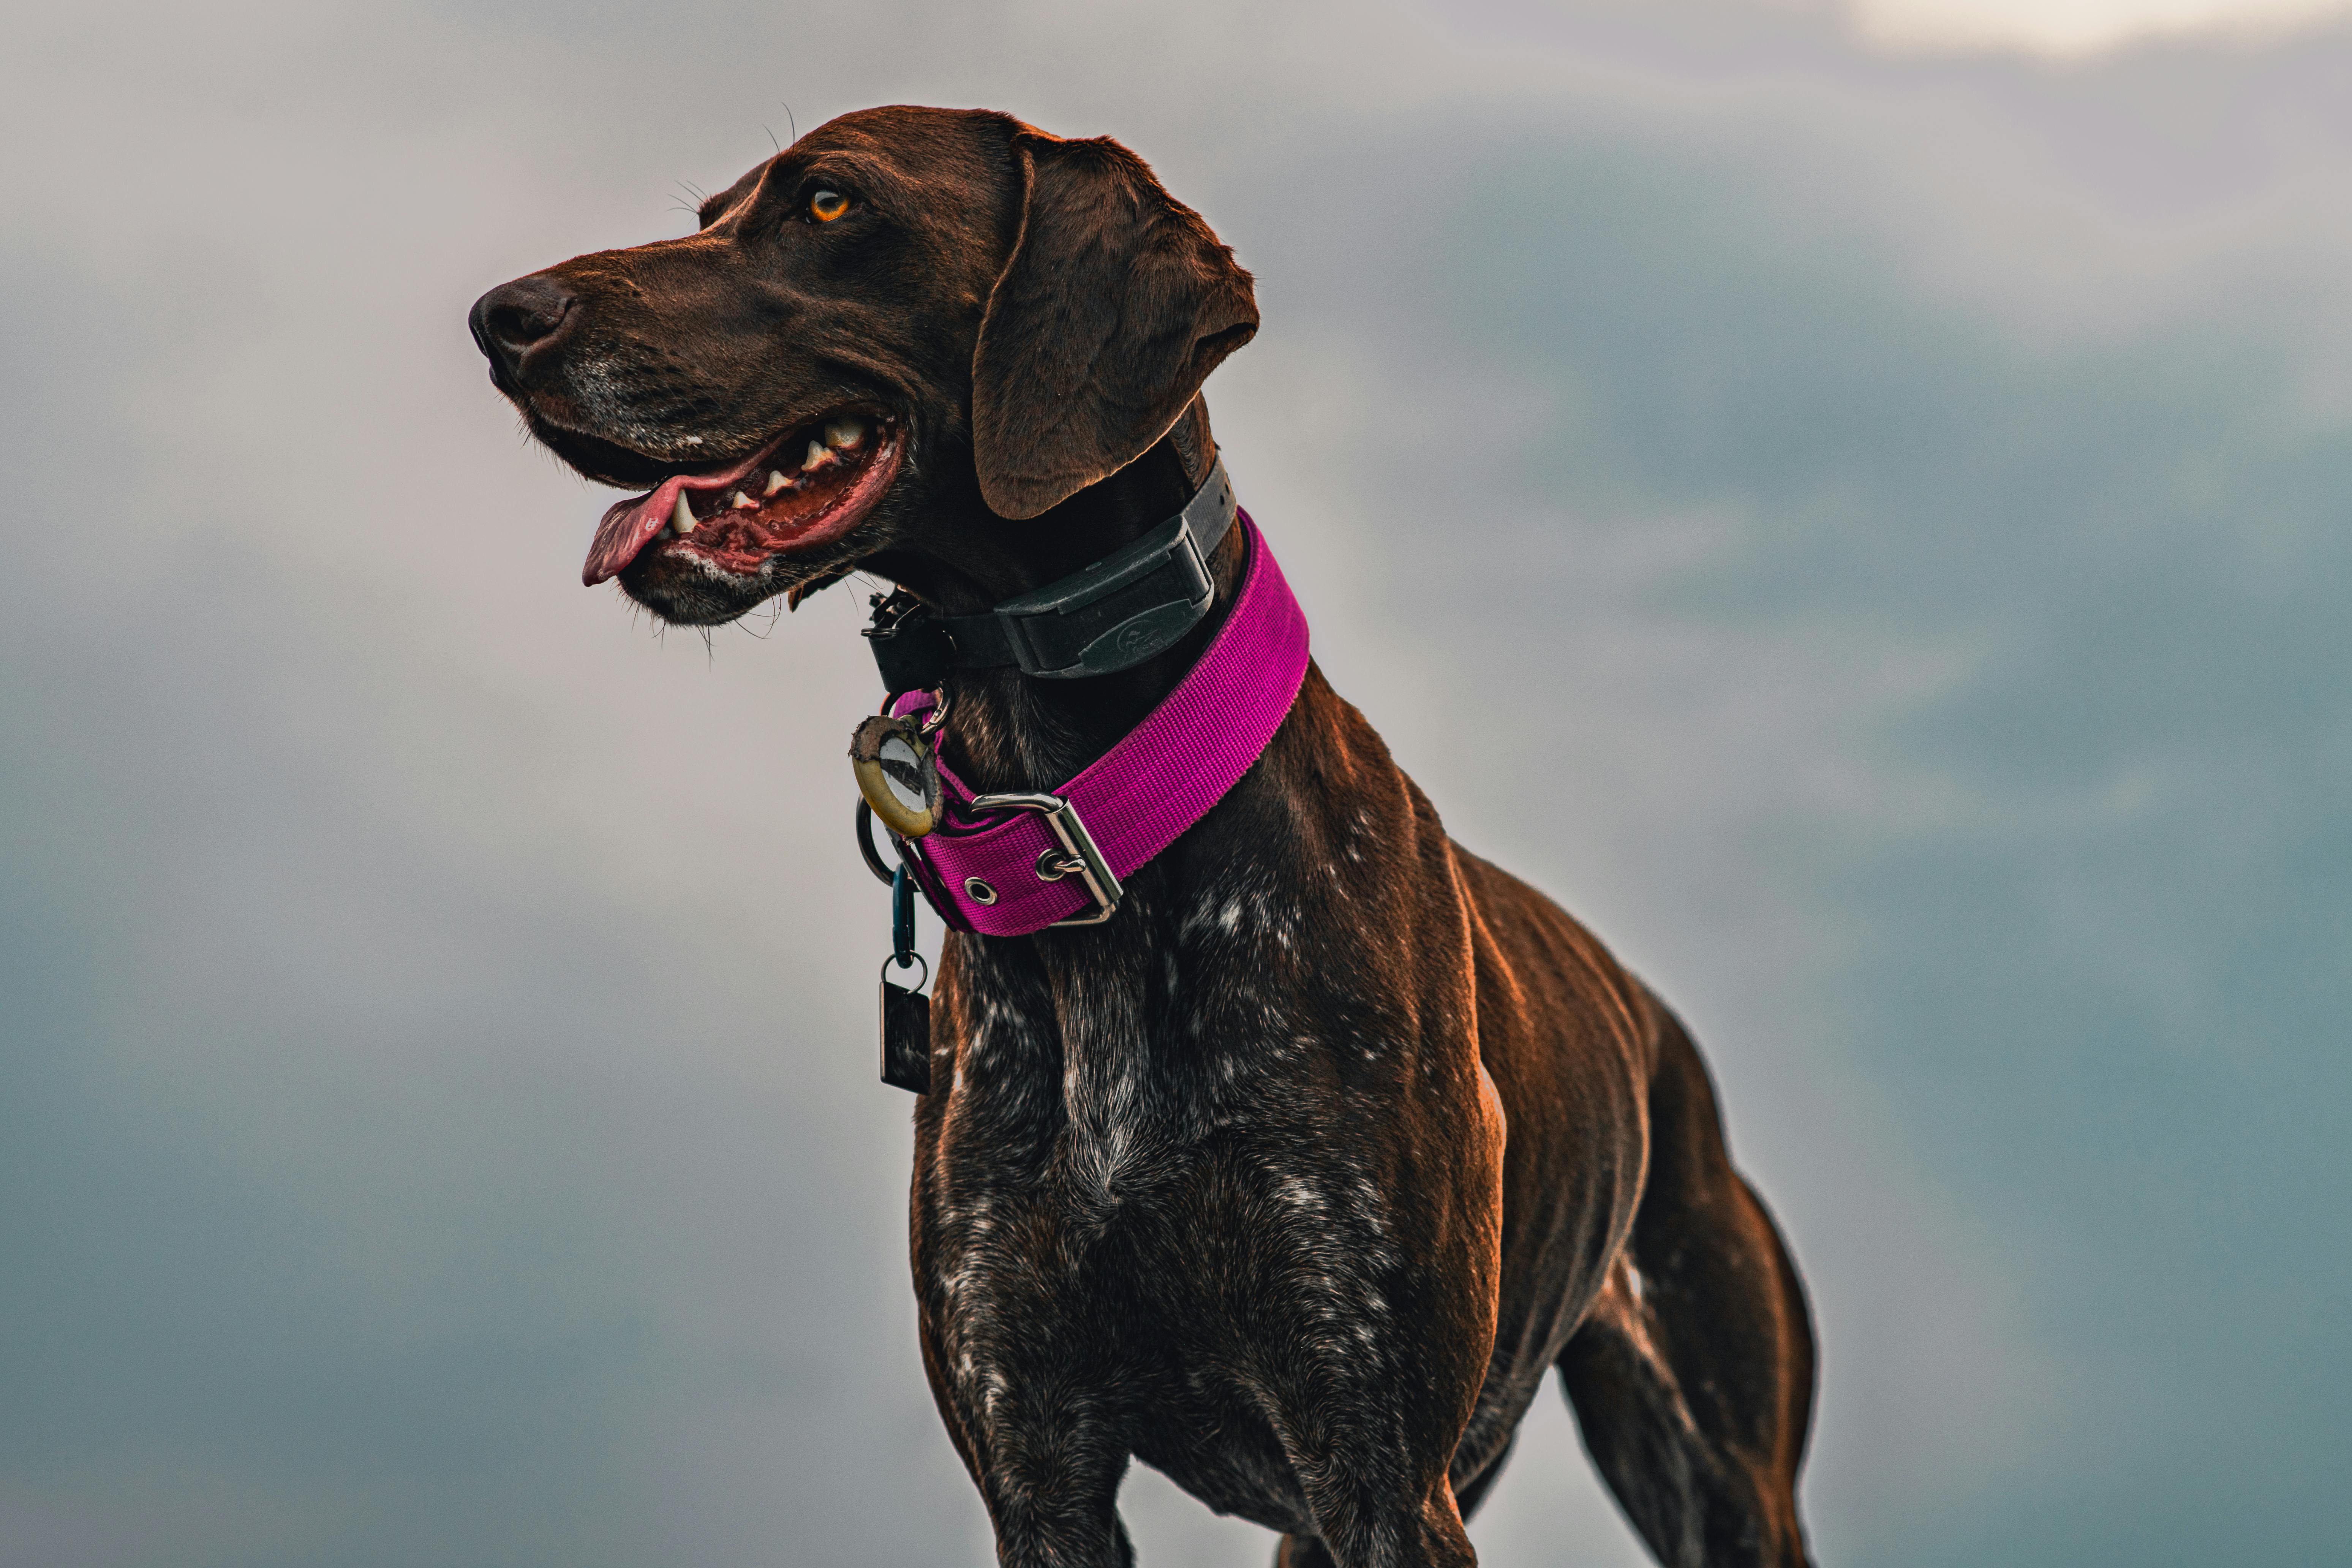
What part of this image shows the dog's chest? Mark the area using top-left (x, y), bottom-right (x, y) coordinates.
top-left (933, 894), bottom-right (1308, 1205)
top-left (917, 875), bottom-right (1429, 1296)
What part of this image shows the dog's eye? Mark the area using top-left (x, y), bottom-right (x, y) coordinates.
top-left (809, 189), bottom-right (850, 223)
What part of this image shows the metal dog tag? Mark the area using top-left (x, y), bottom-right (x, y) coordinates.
top-left (850, 714), bottom-right (941, 838)
top-left (880, 957), bottom-right (932, 1094)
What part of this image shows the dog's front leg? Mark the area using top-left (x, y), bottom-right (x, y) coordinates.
top-left (1251, 1050), bottom-right (1509, 1568)
top-left (913, 1209), bottom-right (1140, 1566)
top-left (976, 1415), bottom-right (1136, 1568)
top-left (1271, 1487), bottom-right (1476, 1568)
top-left (1236, 1162), bottom-right (1502, 1568)
top-left (1253, 1356), bottom-right (1484, 1568)
top-left (918, 1334), bottom-right (1137, 1568)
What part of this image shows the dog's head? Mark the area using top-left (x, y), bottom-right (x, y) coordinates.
top-left (469, 105), bottom-right (1258, 625)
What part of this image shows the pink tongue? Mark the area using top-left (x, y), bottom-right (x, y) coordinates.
top-left (583, 480), bottom-right (684, 586)
top-left (580, 438), bottom-right (786, 586)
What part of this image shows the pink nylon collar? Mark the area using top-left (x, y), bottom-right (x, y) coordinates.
top-left (889, 511), bottom-right (1308, 936)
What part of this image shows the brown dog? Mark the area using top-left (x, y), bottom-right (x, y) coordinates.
top-left (471, 105), bottom-right (1817, 1568)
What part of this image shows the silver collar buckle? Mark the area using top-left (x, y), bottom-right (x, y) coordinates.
top-left (967, 792), bottom-right (1124, 926)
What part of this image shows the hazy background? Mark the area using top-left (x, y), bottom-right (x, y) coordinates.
top-left (4, 1), bottom-right (2347, 1563)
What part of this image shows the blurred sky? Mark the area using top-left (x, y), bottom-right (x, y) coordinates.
top-left (3, 1), bottom-right (2347, 1565)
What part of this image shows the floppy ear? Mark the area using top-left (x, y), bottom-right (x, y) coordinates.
top-left (972, 130), bottom-right (1259, 520)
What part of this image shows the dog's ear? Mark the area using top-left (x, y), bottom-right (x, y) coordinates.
top-left (972, 131), bottom-right (1258, 520)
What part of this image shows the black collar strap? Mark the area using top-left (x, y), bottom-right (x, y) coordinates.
top-left (865, 456), bottom-right (1238, 689)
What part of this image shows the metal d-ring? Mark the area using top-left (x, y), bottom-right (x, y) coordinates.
top-left (880, 951), bottom-right (929, 991)
top-left (855, 799), bottom-right (897, 886)
top-left (876, 686), bottom-right (950, 738)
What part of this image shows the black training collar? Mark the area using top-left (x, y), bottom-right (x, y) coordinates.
top-left (864, 456), bottom-right (1238, 689)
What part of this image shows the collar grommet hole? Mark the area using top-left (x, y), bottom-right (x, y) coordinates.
top-left (964, 877), bottom-right (998, 906)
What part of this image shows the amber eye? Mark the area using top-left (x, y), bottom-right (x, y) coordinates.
top-left (809, 189), bottom-right (849, 222)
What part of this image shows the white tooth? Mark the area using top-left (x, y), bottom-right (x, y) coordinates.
top-left (802, 439), bottom-right (827, 471)
top-left (763, 468), bottom-right (789, 496)
top-left (671, 490), bottom-right (697, 536)
top-left (730, 489), bottom-right (756, 510)
top-left (825, 417), bottom-right (865, 449)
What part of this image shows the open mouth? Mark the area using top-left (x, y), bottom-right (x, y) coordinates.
top-left (582, 411), bottom-right (903, 586)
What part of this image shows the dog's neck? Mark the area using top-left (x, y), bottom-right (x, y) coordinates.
top-left (882, 401), bottom-right (1244, 798)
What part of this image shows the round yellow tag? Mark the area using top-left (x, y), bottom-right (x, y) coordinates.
top-left (850, 714), bottom-right (940, 838)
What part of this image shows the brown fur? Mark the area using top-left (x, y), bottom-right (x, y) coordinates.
top-left (471, 104), bottom-right (1817, 1567)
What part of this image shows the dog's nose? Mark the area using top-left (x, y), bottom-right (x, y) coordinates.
top-left (469, 275), bottom-right (579, 383)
